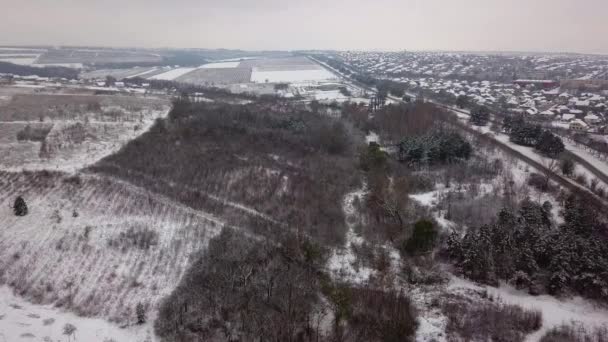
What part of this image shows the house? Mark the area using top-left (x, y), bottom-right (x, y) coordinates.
top-left (540, 110), bottom-right (555, 117)
top-left (584, 113), bottom-right (601, 124)
top-left (561, 113), bottom-right (576, 122)
top-left (570, 109), bottom-right (584, 116)
top-left (570, 119), bottom-right (589, 131)
top-left (575, 100), bottom-right (591, 110)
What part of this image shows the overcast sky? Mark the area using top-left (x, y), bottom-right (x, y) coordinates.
top-left (1, 0), bottom-right (607, 54)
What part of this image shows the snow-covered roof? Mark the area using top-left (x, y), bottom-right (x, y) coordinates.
top-left (561, 114), bottom-right (576, 121)
top-left (570, 119), bottom-right (589, 128)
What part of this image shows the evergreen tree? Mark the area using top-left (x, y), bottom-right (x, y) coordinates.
top-left (535, 131), bottom-right (565, 157)
top-left (456, 95), bottom-right (469, 109)
top-left (561, 158), bottom-right (575, 176)
top-left (13, 196), bottom-right (28, 216)
top-left (136, 302), bottom-right (146, 324)
top-left (403, 220), bottom-right (437, 256)
top-left (470, 105), bottom-right (490, 126)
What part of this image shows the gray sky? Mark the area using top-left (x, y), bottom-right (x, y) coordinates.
top-left (1, 0), bottom-right (607, 54)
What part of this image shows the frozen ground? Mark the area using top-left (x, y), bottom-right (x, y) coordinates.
top-left (326, 186), bottom-right (375, 284)
top-left (0, 286), bottom-right (154, 342)
top-left (148, 67), bottom-right (197, 81)
top-left (199, 61), bottom-right (241, 69)
top-left (449, 277), bottom-right (608, 342)
top-left (0, 57), bottom-right (39, 65)
top-left (251, 69), bottom-right (337, 83)
top-left (0, 171), bottom-right (225, 323)
top-left (0, 107), bottom-right (170, 173)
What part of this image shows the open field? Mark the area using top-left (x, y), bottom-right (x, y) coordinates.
top-left (0, 93), bottom-right (168, 122)
top-left (0, 171), bottom-right (224, 323)
top-left (80, 66), bottom-right (160, 80)
top-left (0, 88), bottom-right (170, 172)
top-left (148, 67), bottom-right (197, 81)
top-left (238, 56), bottom-right (321, 71)
top-left (36, 49), bottom-right (162, 65)
top-left (174, 67), bottom-right (252, 85)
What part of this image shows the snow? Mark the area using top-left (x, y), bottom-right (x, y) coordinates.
top-left (0, 107), bottom-right (170, 173)
top-left (149, 67), bottom-right (196, 80)
top-left (251, 69), bottom-right (337, 83)
top-left (410, 190), bottom-right (441, 207)
top-left (563, 138), bottom-right (608, 177)
top-left (34, 63), bottom-right (84, 69)
top-left (199, 62), bottom-right (241, 69)
top-left (0, 286), bottom-right (155, 342)
top-left (0, 57), bottom-right (38, 65)
top-left (449, 277), bottom-right (608, 342)
top-left (365, 131), bottom-right (379, 144)
top-left (326, 186), bottom-right (375, 284)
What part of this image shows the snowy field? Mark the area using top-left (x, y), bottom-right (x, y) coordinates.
top-left (0, 286), bottom-right (153, 342)
top-left (0, 57), bottom-right (39, 65)
top-left (449, 277), bottom-right (608, 342)
top-left (199, 61), bottom-right (241, 69)
top-left (0, 105), bottom-right (170, 173)
top-left (148, 67), bottom-right (197, 81)
top-left (251, 69), bottom-right (337, 83)
top-left (0, 171), bottom-right (225, 323)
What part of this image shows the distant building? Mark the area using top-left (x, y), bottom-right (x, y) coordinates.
top-left (570, 119), bottom-right (589, 131)
top-left (584, 113), bottom-right (601, 124)
top-left (561, 79), bottom-right (608, 91)
top-left (513, 79), bottom-right (559, 89)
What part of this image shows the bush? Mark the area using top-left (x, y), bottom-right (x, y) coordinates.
top-left (561, 158), bottom-right (575, 177)
top-left (528, 173), bottom-right (552, 192)
top-left (470, 106), bottom-right (490, 126)
top-left (16, 125), bottom-right (52, 142)
top-left (403, 220), bottom-right (437, 256)
top-left (107, 227), bottom-right (159, 251)
top-left (13, 196), bottom-right (28, 216)
top-left (344, 288), bottom-right (418, 342)
top-left (541, 323), bottom-right (608, 342)
top-left (442, 295), bottom-right (542, 342)
top-left (136, 302), bottom-right (146, 324)
top-left (360, 142), bottom-right (388, 171)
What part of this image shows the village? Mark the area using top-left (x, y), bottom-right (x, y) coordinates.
top-left (330, 51), bottom-right (608, 136)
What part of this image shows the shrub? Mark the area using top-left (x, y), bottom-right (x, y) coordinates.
top-left (561, 158), bottom-right (575, 177)
top-left (541, 323), bottom-right (608, 342)
top-left (136, 302), bottom-right (146, 324)
top-left (345, 288), bottom-right (417, 342)
top-left (403, 220), bottom-right (437, 256)
top-left (107, 227), bottom-right (159, 251)
top-left (442, 295), bottom-right (542, 342)
top-left (13, 196), bottom-right (28, 216)
top-left (16, 124), bottom-right (52, 142)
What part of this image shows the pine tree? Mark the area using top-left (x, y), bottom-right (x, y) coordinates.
top-left (470, 105), bottom-right (490, 126)
top-left (13, 196), bottom-right (28, 216)
top-left (136, 302), bottom-right (146, 324)
top-left (561, 158), bottom-right (575, 176)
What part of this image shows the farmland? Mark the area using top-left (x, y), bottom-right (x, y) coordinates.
top-left (0, 170), bottom-right (223, 323)
top-left (0, 87), bottom-right (170, 172)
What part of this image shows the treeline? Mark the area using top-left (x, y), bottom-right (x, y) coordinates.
top-left (398, 130), bottom-right (472, 166)
top-left (93, 98), bottom-right (360, 246)
top-left (342, 101), bottom-right (454, 144)
top-left (155, 228), bottom-right (418, 342)
top-left (0, 62), bottom-right (79, 79)
top-left (446, 194), bottom-right (608, 302)
top-left (504, 116), bottom-right (565, 157)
